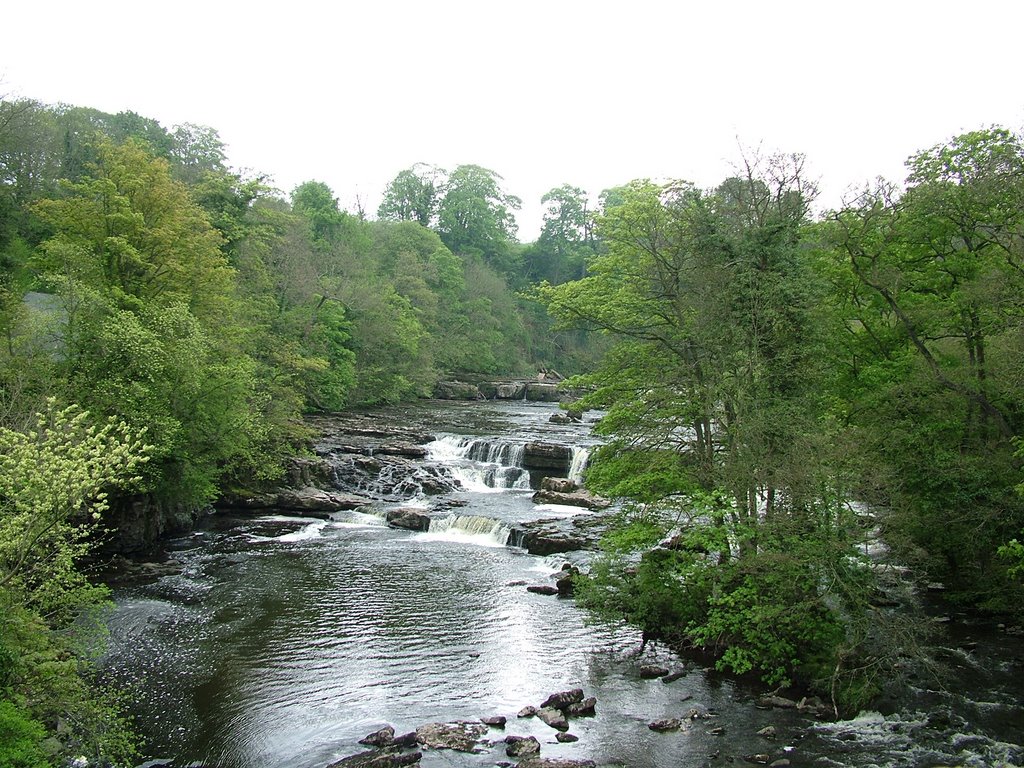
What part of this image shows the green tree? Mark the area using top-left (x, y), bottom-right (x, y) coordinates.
top-left (1, 400), bottom-right (148, 765)
top-left (377, 164), bottom-right (441, 227)
top-left (436, 164), bottom-right (521, 272)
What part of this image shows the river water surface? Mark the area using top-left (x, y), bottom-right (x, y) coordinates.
top-left (102, 401), bottom-right (1024, 768)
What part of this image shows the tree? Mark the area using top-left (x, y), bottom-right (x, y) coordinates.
top-left (377, 164), bottom-right (441, 227)
top-left (539, 159), bottom-right (900, 707)
top-left (1, 400), bottom-right (149, 764)
top-left (826, 128), bottom-right (1024, 607)
top-left (436, 164), bottom-right (521, 272)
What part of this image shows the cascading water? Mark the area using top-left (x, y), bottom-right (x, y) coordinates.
top-left (427, 435), bottom-right (531, 492)
top-left (421, 514), bottom-right (513, 547)
top-left (568, 446), bottom-right (590, 483)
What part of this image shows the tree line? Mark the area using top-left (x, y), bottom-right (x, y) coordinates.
top-left (539, 134), bottom-right (1024, 711)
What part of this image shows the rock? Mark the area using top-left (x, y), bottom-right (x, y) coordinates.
top-left (518, 761), bottom-right (596, 768)
top-left (526, 585), bottom-right (560, 596)
top-left (661, 668), bottom-right (686, 683)
top-left (494, 382), bottom-right (527, 400)
top-left (525, 383), bottom-right (561, 402)
top-left (708, 726), bottom-right (725, 735)
top-left (284, 488), bottom-right (367, 512)
top-left (640, 664), bottom-right (670, 679)
top-left (683, 705), bottom-right (711, 720)
top-left (540, 477), bottom-right (578, 493)
top-left (391, 732), bottom-right (418, 748)
top-left (769, 760), bottom-right (791, 767)
top-left (414, 721), bottom-right (487, 752)
top-left (518, 530), bottom-right (590, 556)
top-left (433, 381), bottom-right (484, 400)
top-left (757, 695), bottom-right (798, 709)
top-left (517, 706), bottom-right (538, 718)
top-left (523, 442), bottom-right (573, 470)
top-left (326, 749), bottom-right (422, 767)
top-left (540, 689), bottom-right (584, 710)
top-left (385, 507), bottom-right (432, 531)
top-left (555, 732), bottom-right (579, 743)
top-left (743, 755), bottom-right (773, 765)
top-left (359, 725), bottom-right (396, 747)
top-left (506, 580), bottom-right (528, 587)
top-left (565, 697), bottom-right (596, 717)
top-left (536, 707), bottom-right (570, 731)
top-left (531, 489), bottom-right (611, 510)
top-left (374, 442), bottom-right (429, 458)
top-left (648, 718), bottom-right (683, 732)
top-left (555, 570), bottom-right (577, 596)
top-left (505, 735), bottom-right (541, 757)
top-left (757, 725), bottom-right (777, 739)
top-left (481, 716), bottom-right (506, 728)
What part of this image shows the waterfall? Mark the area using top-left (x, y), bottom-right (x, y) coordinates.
top-left (427, 436), bottom-right (531, 491)
top-left (423, 514), bottom-right (512, 547)
top-left (568, 446), bottom-right (590, 483)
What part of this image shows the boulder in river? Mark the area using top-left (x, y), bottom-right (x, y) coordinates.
top-left (494, 381), bottom-right (527, 400)
top-left (526, 585), bottom-right (560, 596)
top-left (540, 477), bottom-right (578, 493)
top-left (565, 697), bottom-right (596, 717)
top-left (481, 716), bottom-right (506, 728)
top-left (540, 689), bottom-right (584, 710)
top-left (385, 508), bottom-right (432, 531)
top-left (505, 735), bottom-right (541, 757)
top-left (414, 721), bottom-right (487, 752)
top-left (525, 382), bottom-right (561, 402)
top-left (536, 707), bottom-right (570, 731)
top-left (555, 732), bottom-right (579, 743)
top-left (522, 442), bottom-right (573, 470)
top-left (531, 489), bottom-right (610, 510)
top-left (326, 748), bottom-right (422, 767)
top-left (517, 706), bottom-right (538, 718)
top-left (358, 725), bottom-right (396, 747)
top-left (639, 664), bottom-right (670, 679)
top-left (648, 718), bottom-right (683, 732)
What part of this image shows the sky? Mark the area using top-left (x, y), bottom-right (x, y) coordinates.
top-left (3, 0), bottom-right (1023, 241)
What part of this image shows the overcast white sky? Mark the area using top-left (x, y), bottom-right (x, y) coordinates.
top-left (3, 0), bottom-right (1023, 240)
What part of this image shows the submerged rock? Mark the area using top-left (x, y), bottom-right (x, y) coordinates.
top-left (517, 760), bottom-right (597, 768)
top-left (326, 748), bottom-right (421, 767)
top-left (414, 721), bottom-right (487, 752)
top-left (358, 725), bottom-right (395, 747)
top-left (639, 664), bottom-right (670, 679)
top-left (526, 585), bottom-right (560, 596)
top-left (649, 718), bottom-right (684, 732)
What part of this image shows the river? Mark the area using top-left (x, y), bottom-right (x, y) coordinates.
top-left (101, 400), bottom-right (1024, 768)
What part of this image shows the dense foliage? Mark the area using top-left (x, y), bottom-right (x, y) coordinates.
top-left (541, 139), bottom-right (1024, 710)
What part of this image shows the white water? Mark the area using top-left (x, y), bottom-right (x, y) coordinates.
top-left (419, 514), bottom-right (512, 547)
top-left (568, 446), bottom-right (590, 482)
top-left (427, 435), bottom-right (531, 492)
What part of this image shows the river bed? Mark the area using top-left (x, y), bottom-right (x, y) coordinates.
top-left (101, 401), bottom-right (1024, 768)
